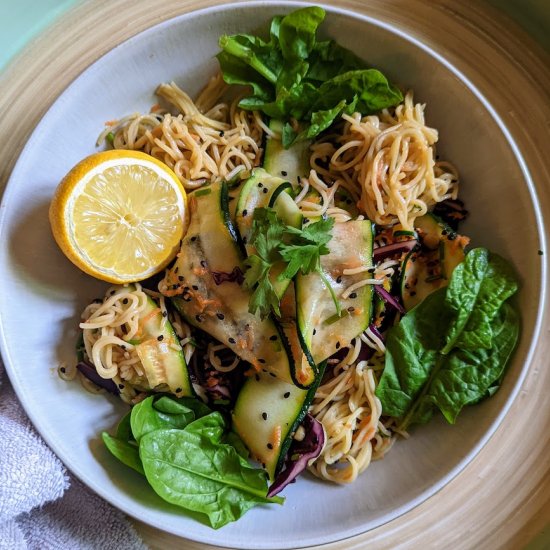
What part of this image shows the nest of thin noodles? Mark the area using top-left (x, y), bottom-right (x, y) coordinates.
top-left (80, 80), bottom-right (459, 484)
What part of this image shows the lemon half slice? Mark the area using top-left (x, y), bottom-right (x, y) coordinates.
top-left (49, 150), bottom-right (187, 283)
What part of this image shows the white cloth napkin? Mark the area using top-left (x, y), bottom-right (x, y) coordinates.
top-left (0, 363), bottom-right (147, 550)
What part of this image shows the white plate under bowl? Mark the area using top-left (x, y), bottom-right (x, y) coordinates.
top-left (0, 2), bottom-right (544, 548)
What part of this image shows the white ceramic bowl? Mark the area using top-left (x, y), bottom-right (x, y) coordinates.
top-left (0, 2), bottom-right (544, 548)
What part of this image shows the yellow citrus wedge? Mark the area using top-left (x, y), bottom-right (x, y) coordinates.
top-left (49, 150), bottom-right (187, 283)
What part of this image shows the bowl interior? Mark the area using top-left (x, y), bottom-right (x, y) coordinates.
top-left (0, 2), bottom-right (543, 548)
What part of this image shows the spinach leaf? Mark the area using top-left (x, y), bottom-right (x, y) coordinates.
top-left (217, 6), bottom-right (403, 147)
top-left (130, 396), bottom-right (196, 441)
top-left (278, 5), bottom-right (325, 61)
top-left (102, 399), bottom-right (280, 528)
top-left (411, 303), bottom-right (519, 424)
top-left (376, 248), bottom-right (520, 429)
top-left (115, 410), bottom-right (134, 441)
top-left (139, 413), bottom-right (283, 529)
top-left (102, 432), bottom-right (144, 475)
top-left (443, 249), bottom-right (518, 352)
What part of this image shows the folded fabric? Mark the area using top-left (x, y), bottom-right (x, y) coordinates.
top-left (0, 363), bottom-right (146, 550)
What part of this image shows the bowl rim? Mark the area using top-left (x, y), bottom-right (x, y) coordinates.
top-left (0, 1), bottom-right (546, 548)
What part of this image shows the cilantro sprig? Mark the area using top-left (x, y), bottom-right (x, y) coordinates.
top-left (243, 207), bottom-right (337, 319)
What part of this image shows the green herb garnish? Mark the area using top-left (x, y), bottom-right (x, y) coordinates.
top-left (102, 395), bottom-right (282, 529)
top-left (375, 248), bottom-right (519, 430)
top-left (217, 6), bottom-right (403, 148)
top-left (243, 207), bottom-right (337, 319)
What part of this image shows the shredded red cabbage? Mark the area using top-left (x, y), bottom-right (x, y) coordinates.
top-left (267, 414), bottom-right (325, 497)
top-left (368, 323), bottom-right (385, 343)
top-left (76, 361), bottom-right (120, 395)
top-left (373, 239), bottom-right (418, 262)
top-left (211, 266), bottom-right (244, 285)
top-left (374, 285), bottom-right (405, 314)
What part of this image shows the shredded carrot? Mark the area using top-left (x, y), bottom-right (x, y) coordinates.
top-left (192, 267), bottom-right (209, 277)
top-left (269, 426), bottom-right (282, 451)
top-left (150, 103), bottom-right (162, 113)
top-left (162, 286), bottom-right (185, 297)
top-left (104, 120), bottom-right (118, 127)
top-left (353, 416), bottom-right (375, 447)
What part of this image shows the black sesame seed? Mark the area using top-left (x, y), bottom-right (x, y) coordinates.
top-left (410, 291), bottom-right (417, 296)
top-left (109, 290), bottom-right (116, 296)
top-left (255, 374), bottom-right (260, 381)
top-left (121, 344), bottom-right (126, 350)
top-left (269, 372), bottom-right (277, 377)
top-left (297, 176), bottom-right (301, 183)
top-left (178, 276), bottom-right (184, 281)
top-left (200, 260), bottom-right (207, 268)
top-left (262, 412), bottom-right (268, 420)
top-left (269, 335), bottom-right (277, 341)
top-left (281, 171), bottom-right (287, 176)
top-left (217, 313), bottom-right (225, 320)
top-left (174, 266), bottom-right (179, 273)
top-left (267, 443), bottom-right (273, 450)
top-left (195, 314), bottom-right (204, 322)
top-left (538, 250), bottom-right (544, 256)
top-left (243, 236), bottom-right (247, 244)
top-left (349, 292), bottom-right (357, 299)
top-left (263, 187), bottom-right (268, 194)
top-left (242, 209), bottom-right (248, 217)
top-left (284, 392), bottom-right (290, 399)
top-left (219, 130), bottom-right (225, 137)
top-left (162, 311), bottom-right (168, 318)
top-left (122, 298), bottom-right (128, 305)
top-left (192, 285), bottom-right (199, 290)
top-left (183, 286), bottom-right (190, 292)
top-left (368, 267), bottom-right (375, 273)
top-left (303, 218), bottom-right (309, 224)
top-left (118, 383), bottom-right (124, 389)
top-left (259, 358), bottom-right (266, 364)
top-left (176, 387), bottom-right (182, 393)
top-left (336, 341), bottom-right (341, 349)
top-left (258, 182), bottom-right (263, 188)
top-left (336, 276), bottom-right (342, 284)
top-left (313, 328), bottom-right (317, 335)
top-left (157, 335), bottom-right (164, 341)
top-left (190, 236), bottom-right (197, 242)
top-left (60, 367), bottom-right (66, 373)
top-left (229, 337), bottom-right (236, 344)
top-left (348, 307), bottom-right (355, 313)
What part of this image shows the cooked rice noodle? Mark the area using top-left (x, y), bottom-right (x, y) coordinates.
top-left (97, 75), bottom-right (264, 190)
top-left (309, 91), bottom-right (458, 230)
top-left (77, 78), bottom-right (452, 481)
top-left (79, 283), bottom-right (194, 404)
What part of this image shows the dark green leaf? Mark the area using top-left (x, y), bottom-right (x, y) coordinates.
top-left (130, 395), bottom-right (195, 441)
top-left (445, 250), bottom-right (519, 352)
top-left (102, 432), bottom-right (144, 475)
top-left (139, 414), bottom-right (283, 529)
top-left (115, 410), bottom-right (134, 441)
top-left (412, 303), bottom-right (519, 424)
top-left (376, 248), bottom-right (520, 428)
top-left (216, 7), bottom-right (403, 147)
top-left (278, 6), bottom-right (325, 61)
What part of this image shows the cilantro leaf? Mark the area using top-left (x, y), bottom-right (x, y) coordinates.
top-left (243, 208), bottom-right (336, 319)
top-left (243, 208), bottom-right (286, 319)
top-left (244, 255), bottom-right (281, 318)
top-left (278, 217), bottom-right (335, 279)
